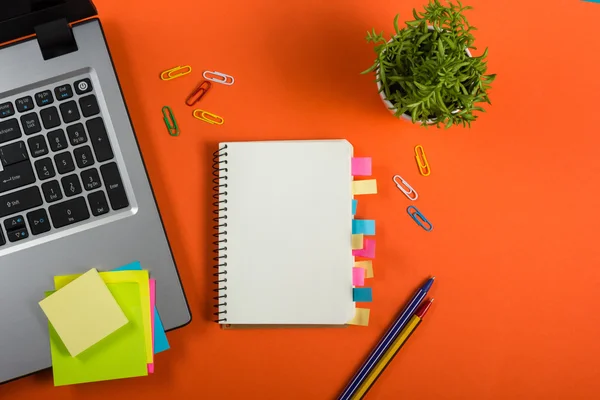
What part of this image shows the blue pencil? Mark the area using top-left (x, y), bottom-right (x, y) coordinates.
top-left (338, 277), bottom-right (435, 400)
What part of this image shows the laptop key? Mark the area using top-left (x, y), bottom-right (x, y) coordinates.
top-left (47, 129), bottom-right (68, 152)
top-left (0, 141), bottom-right (28, 166)
top-left (48, 196), bottom-right (90, 228)
top-left (0, 230), bottom-right (4, 246)
top-left (59, 101), bottom-right (80, 124)
top-left (42, 180), bottom-right (63, 203)
top-left (66, 123), bottom-right (87, 145)
top-left (74, 145), bottom-right (94, 169)
top-left (0, 186), bottom-right (43, 218)
top-left (87, 190), bottom-right (109, 216)
top-left (15, 96), bottom-right (34, 113)
top-left (61, 174), bottom-right (82, 197)
top-left (40, 107), bottom-right (60, 129)
top-left (74, 78), bottom-right (93, 95)
top-left (0, 102), bottom-right (14, 118)
top-left (0, 118), bottom-right (22, 143)
top-left (0, 161), bottom-right (36, 193)
top-left (35, 90), bottom-right (54, 107)
top-left (27, 208), bottom-right (51, 235)
top-left (54, 152), bottom-right (75, 174)
top-left (7, 227), bottom-right (29, 243)
top-left (20, 113), bottom-right (41, 135)
top-left (86, 118), bottom-right (113, 162)
top-left (81, 168), bottom-right (101, 191)
top-left (100, 163), bottom-right (129, 210)
top-left (4, 215), bottom-right (25, 231)
top-left (34, 158), bottom-right (56, 180)
top-left (54, 84), bottom-right (73, 101)
top-left (79, 95), bottom-right (100, 117)
top-left (27, 135), bottom-right (49, 158)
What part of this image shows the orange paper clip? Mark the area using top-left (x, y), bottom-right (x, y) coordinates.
top-left (185, 81), bottom-right (212, 106)
top-left (414, 145), bottom-right (430, 176)
top-left (160, 65), bottom-right (192, 81)
top-left (193, 109), bottom-right (224, 125)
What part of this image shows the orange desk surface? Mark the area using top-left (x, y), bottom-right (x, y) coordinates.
top-left (2, 0), bottom-right (600, 399)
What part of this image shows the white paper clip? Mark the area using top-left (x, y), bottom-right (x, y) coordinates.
top-left (393, 175), bottom-right (418, 201)
top-left (202, 71), bottom-right (235, 86)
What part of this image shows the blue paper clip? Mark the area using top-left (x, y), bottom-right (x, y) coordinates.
top-left (407, 206), bottom-right (433, 231)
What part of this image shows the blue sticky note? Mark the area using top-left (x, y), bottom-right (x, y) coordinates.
top-left (353, 288), bottom-right (373, 302)
top-left (113, 261), bottom-right (170, 354)
top-left (352, 199), bottom-right (357, 215)
top-left (352, 219), bottom-right (375, 235)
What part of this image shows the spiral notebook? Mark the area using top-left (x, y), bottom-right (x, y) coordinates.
top-left (213, 140), bottom-right (355, 325)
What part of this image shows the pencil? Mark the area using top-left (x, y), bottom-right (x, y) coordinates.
top-left (338, 277), bottom-right (435, 400)
top-left (350, 299), bottom-right (434, 400)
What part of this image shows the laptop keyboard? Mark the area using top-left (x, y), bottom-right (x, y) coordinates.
top-left (0, 76), bottom-right (129, 248)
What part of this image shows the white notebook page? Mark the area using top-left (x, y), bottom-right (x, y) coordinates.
top-left (218, 140), bottom-right (354, 324)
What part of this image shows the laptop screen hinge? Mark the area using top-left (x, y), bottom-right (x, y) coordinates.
top-left (34, 18), bottom-right (78, 61)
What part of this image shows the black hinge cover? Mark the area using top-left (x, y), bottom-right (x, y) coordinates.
top-left (0, 1), bottom-right (97, 60)
top-left (35, 18), bottom-right (78, 60)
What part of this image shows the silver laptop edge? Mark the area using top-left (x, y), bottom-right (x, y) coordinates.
top-left (0, 18), bottom-right (191, 383)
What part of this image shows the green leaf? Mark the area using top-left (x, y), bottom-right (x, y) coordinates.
top-left (360, 63), bottom-right (379, 75)
top-left (416, 32), bottom-right (431, 47)
top-left (412, 8), bottom-right (420, 20)
top-left (393, 14), bottom-right (400, 34)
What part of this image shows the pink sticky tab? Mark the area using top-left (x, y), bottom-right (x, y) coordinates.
top-left (352, 157), bottom-right (372, 176)
top-left (148, 279), bottom-right (156, 374)
top-left (352, 238), bottom-right (376, 259)
top-left (353, 267), bottom-right (365, 286)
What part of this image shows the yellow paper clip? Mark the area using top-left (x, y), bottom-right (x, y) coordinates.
top-left (414, 145), bottom-right (430, 176)
top-left (160, 65), bottom-right (192, 81)
top-left (193, 109), bottom-right (224, 125)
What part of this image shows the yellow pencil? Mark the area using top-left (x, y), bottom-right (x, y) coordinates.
top-left (350, 299), bottom-right (434, 400)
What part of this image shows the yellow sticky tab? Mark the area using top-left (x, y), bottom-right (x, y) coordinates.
top-left (55, 270), bottom-right (152, 364)
top-left (352, 179), bottom-right (378, 195)
top-left (347, 308), bottom-right (370, 326)
top-left (352, 234), bottom-right (364, 250)
top-left (355, 260), bottom-right (374, 278)
top-left (39, 269), bottom-right (128, 357)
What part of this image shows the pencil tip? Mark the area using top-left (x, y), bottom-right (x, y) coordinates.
top-left (430, 298), bottom-right (434, 302)
top-left (431, 276), bottom-right (436, 280)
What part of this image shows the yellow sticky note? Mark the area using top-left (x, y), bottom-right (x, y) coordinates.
top-left (352, 179), bottom-right (377, 195)
top-left (347, 308), bottom-right (370, 326)
top-left (355, 260), bottom-right (374, 278)
top-left (55, 270), bottom-right (152, 364)
top-left (39, 269), bottom-right (128, 357)
top-left (352, 234), bottom-right (364, 250)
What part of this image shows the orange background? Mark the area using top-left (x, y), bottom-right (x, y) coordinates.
top-left (2, 0), bottom-right (600, 398)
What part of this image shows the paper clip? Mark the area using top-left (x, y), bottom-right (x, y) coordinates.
top-left (407, 206), bottom-right (433, 231)
top-left (203, 70), bottom-right (235, 86)
top-left (160, 65), bottom-right (192, 81)
top-left (414, 145), bottom-right (431, 176)
top-left (393, 175), bottom-right (418, 201)
top-left (193, 109), bottom-right (224, 125)
top-left (185, 81), bottom-right (212, 106)
top-left (162, 106), bottom-right (179, 136)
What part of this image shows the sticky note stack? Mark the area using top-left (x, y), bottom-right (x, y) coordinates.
top-left (38, 262), bottom-right (170, 386)
top-left (349, 157), bottom-right (377, 327)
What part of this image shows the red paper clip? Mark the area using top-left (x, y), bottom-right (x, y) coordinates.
top-left (185, 81), bottom-right (212, 106)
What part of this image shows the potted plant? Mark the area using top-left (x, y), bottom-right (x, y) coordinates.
top-left (362, 0), bottom-right (496, 128)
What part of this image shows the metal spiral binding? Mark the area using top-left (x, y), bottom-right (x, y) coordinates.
top-left (212, 144), bottom-right (228, 322)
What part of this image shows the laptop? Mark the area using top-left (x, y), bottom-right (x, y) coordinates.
top-left (0, 0), bottom-right (191, 383)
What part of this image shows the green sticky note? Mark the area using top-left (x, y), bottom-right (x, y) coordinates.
top-left (47, 282), bottom-right (148, 386)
